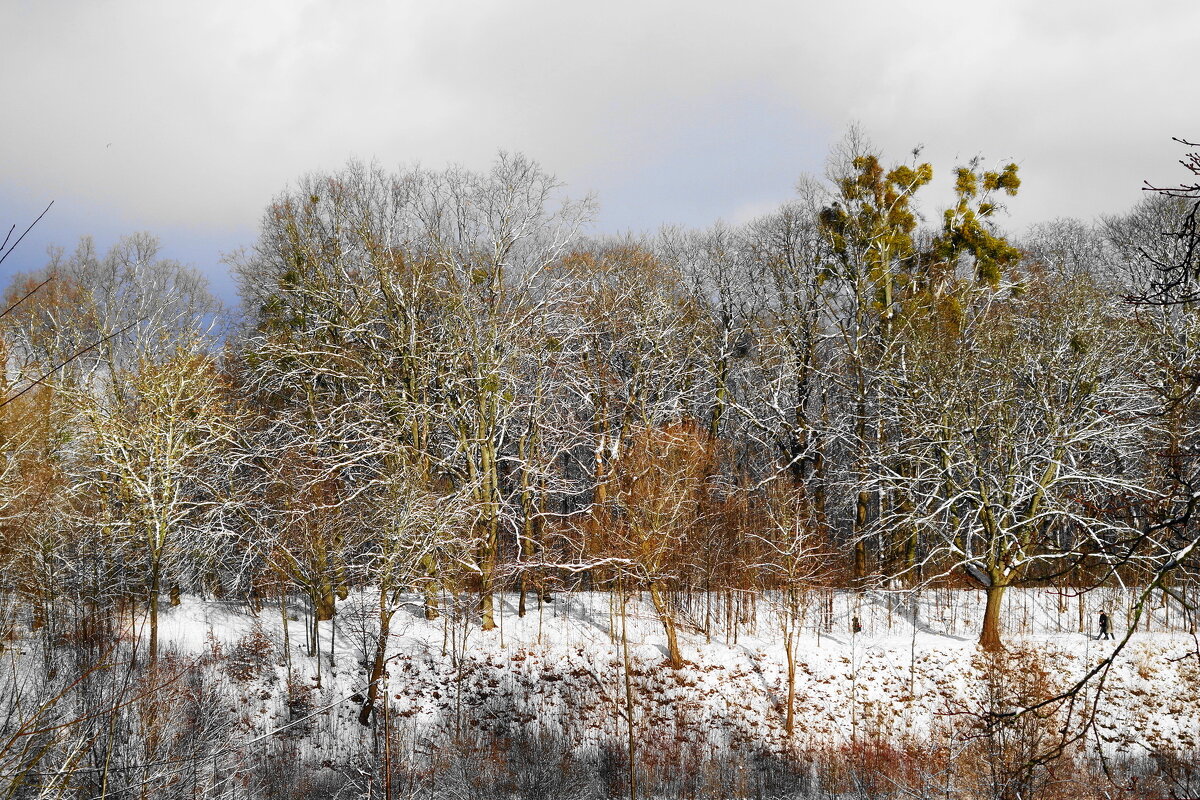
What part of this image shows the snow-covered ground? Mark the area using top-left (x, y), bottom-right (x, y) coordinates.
top-left (146, 587), bottom-right (1200, 758)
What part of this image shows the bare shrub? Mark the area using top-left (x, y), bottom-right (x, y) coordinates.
top-left (226, 625), bottom-right (279, 684)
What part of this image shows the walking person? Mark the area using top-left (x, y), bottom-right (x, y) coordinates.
top-left (1098, 611), bottom-right (1112, 640)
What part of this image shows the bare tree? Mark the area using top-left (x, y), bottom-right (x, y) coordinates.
top-left (869, 274), bottom-right (1155, 649)
top-left (748, 480), bottom-right (831, 736)
top-left (586, 421), bottom-right (712, 668)
top-left (66, 328), bottom-right (235, 662)
top-left (237, 154), bottom-right (592, 631)
top-left (1126, 138), bottom-right (1200, 305)
top-left (738, 195), bottom-right (833, 497)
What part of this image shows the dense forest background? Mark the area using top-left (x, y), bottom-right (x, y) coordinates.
top-left (3, 132), bottom-right (1200, 799)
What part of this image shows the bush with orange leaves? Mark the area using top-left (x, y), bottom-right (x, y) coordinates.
top-left (582, 420), bottom-right (713, 668)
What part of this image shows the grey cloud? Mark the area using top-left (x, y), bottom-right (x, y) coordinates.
top-left (1, 0), bottom-right (1196, 294)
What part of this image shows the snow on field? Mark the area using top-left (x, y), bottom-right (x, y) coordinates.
top-left (147, 587), bottom-right (1200, 756)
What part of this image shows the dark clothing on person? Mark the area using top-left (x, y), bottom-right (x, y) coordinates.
top-left (1098, 612), bottom-right (1112, 640)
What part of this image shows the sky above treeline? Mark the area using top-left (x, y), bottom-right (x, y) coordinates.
top-left (1, 0), bottom-right (1195, 306)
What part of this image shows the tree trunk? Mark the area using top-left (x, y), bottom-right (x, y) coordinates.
top-left (359, 586), bottom-right (393, 726)
top-left (279, 589), bottom-right (293, 689)
top-left (784, 628), bottom-right (797, 737)
top-left (979, 583), bottom-right (1007, 651)
top-left (709, 357), bottom-right (728, 441)
top-left (853, 489), bottom-right (868, 582)
top-left (480, 516), bottom-right (498, 631)
top-left (148, 565), bottom-right (160, 665)
top-left (314, 584), bottom-right (336, 622)
top-left (421, 554), bottom-right (441, 620)
top-left (478, 432), bottom-right (501, 631)
top-left (618, 580), bottom-right (638, 800)
top-left (648, 581), bottom-right (682, 668)
top-left (423, 582), bottom-right (440, 621)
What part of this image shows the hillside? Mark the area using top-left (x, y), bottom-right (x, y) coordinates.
top-left (4, 588), bottom-right (1187, 798)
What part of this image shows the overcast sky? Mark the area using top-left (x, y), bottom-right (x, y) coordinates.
top-left (1, 0), bottom-right (1195, 305)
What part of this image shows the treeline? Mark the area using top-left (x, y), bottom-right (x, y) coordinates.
top-left (3, 134), bottom-right (1199, 659)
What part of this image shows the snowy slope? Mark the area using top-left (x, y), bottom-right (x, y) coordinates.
top-left (147, 588), bottom-right (1200, 758)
